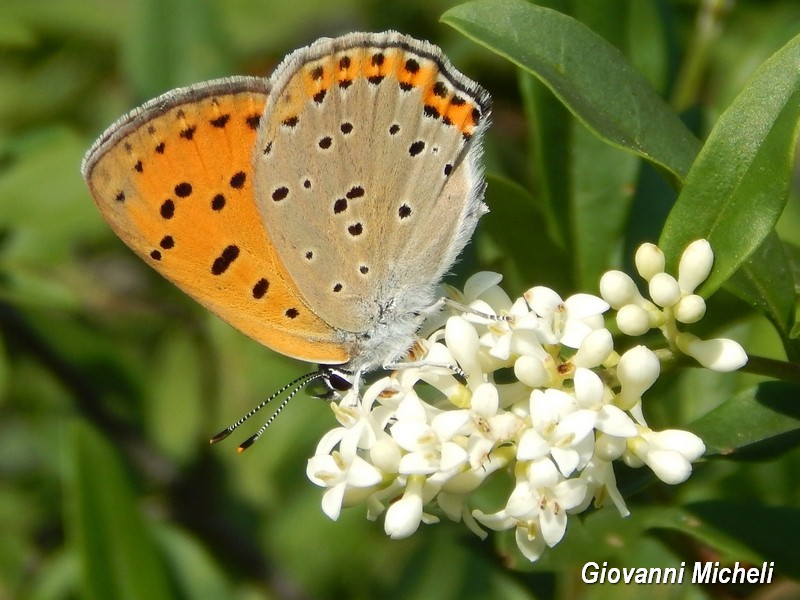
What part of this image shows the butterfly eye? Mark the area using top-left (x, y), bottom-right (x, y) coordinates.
top-left (325, 369), bottom-right (354, 392)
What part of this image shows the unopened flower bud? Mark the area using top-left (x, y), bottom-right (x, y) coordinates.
top-left (678, 240), bottom-right (713, 293)
top-left (463, 271), bottom-right (504, 301)
top-left (645, 449), bottom-right (693, 484)
top-left (648, 272), bottom-right (681, 308)
top-left (673, 294), bottom-right (706, 324)
top-left (616, 304), bottom-right (652, 336)
top-left (635, 243), bottom-right (665, 281)
top-left (594, 433), bottom-right (627, 461)
top-left (600, 270), bottom-right (641, 309)
top-left (445, 316), bottom-right (482, 380)
top-left (637, 429), bottom-right (706, 484)
top-left (616, 346), bottom-right (660, 409)
top-left (676, 333), bottom-right (747, 372)
top-left (645, 429), bottom-right (706, 461)
top-left (571, 328), bottom-right (614, 368)
top-left (514, 354), bottom-right (551, 387)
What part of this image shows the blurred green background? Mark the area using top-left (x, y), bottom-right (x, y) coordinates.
top-left (1, 0), bottom-right (799, 599)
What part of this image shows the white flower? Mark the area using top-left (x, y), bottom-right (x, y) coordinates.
top-left (304, 240), bottom-right (739, 564)
top-left (388, 391), bottom-right (471, 477)
top-left (473, 460), bottom-right (587, 561)
top-left (465, 383), bottom-right (524, 468)
top-left (444, 315), bottom-right (484, 382)
top-left (524, 287), bottom-right (609, 348)
top-left (463, 271), bottom-right (511, 309)
top-left (515, 522), bottom-right (548, 562)
top-left (577, 458), bottom-right (629, 517)
top-left (506, 462), bottom-right (587, 544)
top-left (518, 389), bottom-right (596, 477)
top-left (571, 328), bottom-right (614, 368)
top-left (514, 353), bottom-right (555, 387)
top-left (307, 429), bottom-right (383, 520)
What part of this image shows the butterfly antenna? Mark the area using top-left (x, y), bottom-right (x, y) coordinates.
top-left (209, 370), bottom-right (323, 447)
top-left (234, 378), bottom-right (318, 452)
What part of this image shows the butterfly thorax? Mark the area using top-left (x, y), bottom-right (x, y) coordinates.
top-left (337, 280), bottom-right (438, 374)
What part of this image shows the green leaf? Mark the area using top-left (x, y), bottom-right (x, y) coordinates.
top-left (442, 0), bottom-right (701, 181)
top-left (145, 329), bottom-right (205, 464)
top-left (642, 505), bottom-right (765, 566)
top-left (517, 2), bottom-right (643, 290)
top-left (154, 526), bottom-right (233, 600)
top-left (784, 242), bottom-right (800, 342)
top-left (481, 173), bottom-right (571, 295)
top-left (122, 0), bottom-right (231, 97)
top-left (535, 501), bottom-right (794, 575)
top-left (0, 128), bottom-right (103, 263)
top-left (685, 501), bottom-right (800, 578)
top-left (65, 420), bottom-right (174, 600)
top-left (571, 124), bottom-right (639, 289)
top-left (518, 71), bottom-right (570, 248)
top-left (533, 503), bottom-right (761, 571)
top-left (725, 231), bottom-right (795, 338)
top-left (0, 335), bottom-right (8, 402)
top-left (688, 382), bottom-right (800, 459)
top-left (660, 33), bottom-right (800, 294)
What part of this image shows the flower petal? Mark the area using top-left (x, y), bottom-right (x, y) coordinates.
top-left (321, 483), bottom-right (346, 520)
top-left (595, 405), bottom-right (638, 437)
top-left (516, 526), bottom-right (546, 561)
top-left (518, 429), bottom-right (550, 461)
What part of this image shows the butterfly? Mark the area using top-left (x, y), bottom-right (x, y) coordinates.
top-left (82, 31), bottom-right (491, 449)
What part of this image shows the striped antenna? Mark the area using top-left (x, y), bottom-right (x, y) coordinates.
top-left (209, 369), bottom-right (326, 452)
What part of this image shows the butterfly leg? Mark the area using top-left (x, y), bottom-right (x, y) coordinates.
top-left (383, 359), bottom-right (468, 384)
top-left (440, 297), bottom-right (508, 322)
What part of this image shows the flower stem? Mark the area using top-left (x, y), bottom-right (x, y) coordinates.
top-left (738, 355), bottom-right (800, 384)
top-left (670, 0), bottom-right (731, 112)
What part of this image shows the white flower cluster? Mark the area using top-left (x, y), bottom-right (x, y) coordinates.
top-left (306, 240), bottom-right (746, 562)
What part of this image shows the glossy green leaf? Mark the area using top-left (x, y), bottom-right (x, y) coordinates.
top-left (685, 501), bottom-right (800, 579)
top-left (538, 501), bottom-right (797, 577)
top-left (784, 242), bottom-right (800, 342)
top-left (571, 124), bottom-right (639, 289)
top-left (481, 173), bottom-right (571, 295)
top-left (533, 503), bottom-right (760, 571)
top-left (442, 0), bottom-right (701, 181)
top-left (641, 505), bottom-right (764, 566)
top-left (66, 421), bottom-right (174, 600)
top-left (660, 33), bottom-right (800, 294)
top-left (518, 71), bottom-right (570, 248)
top-left (517, 2), bottom-right (644, 290)
top-left (725, 231), bottom-right (795, 338)
top-left (688, 382), bottom-right (800, 458)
